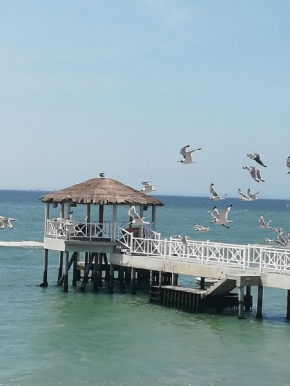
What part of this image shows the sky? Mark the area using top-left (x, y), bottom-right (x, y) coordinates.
top-left (1, 0), bottom-right (290, 199)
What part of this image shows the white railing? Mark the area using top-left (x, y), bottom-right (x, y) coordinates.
top-left (117, 233), bottom-right (290, 274)
top-left (46, 219), bottom-right (127, 241)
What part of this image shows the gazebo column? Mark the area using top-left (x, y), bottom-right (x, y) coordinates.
top-left (85, 204), bottom-right (91, 269)
top-left (139, 205), bottom-right (144, 237)
top-left (152, 206), bottom-right (156, 231)
top-left (111, 204), bottom-right (117, 241)
top-left (44, 203), bottom-right (50, 236)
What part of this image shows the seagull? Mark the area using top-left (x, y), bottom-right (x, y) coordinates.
top-left (193, 224), bottom-right (210, 233)
top-left (128, 206), bottom-right (150, 226)
top-left (286, 156), bottom-right (290, 174)
top-left (277, 231), bottom-right (287, 247)
top-left (259, 216), bottom-right (272, 229)
top-left (243, 166), bottom-right (265, 182)
top-left (238, 188), bottom-right (251, 201)
top-left (209, 183), bottom-right (227, 201)
top-left (0, 216), bottom-right (17, 230)
top-left (210, 204), bottom-right (233, 229)
top-left (140, 181), bottom-right (156, 194)
top-left (247, 188), bottom-right (260, 201)
top-left (247, 153), bottom-right (267, 167)
top-left (178, 145), bottom-right (202, 164)
top-left (264, 238), bottom-right (275, 245)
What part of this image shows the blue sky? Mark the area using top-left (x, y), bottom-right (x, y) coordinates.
top-left (1, 1), bottom-right (290, 199)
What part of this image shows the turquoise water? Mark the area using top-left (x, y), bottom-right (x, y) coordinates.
top-left (1, 191), bottom-right (290, 386)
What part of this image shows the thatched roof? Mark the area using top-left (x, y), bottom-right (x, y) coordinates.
top-left (40, 176), bottom-right (164, 206)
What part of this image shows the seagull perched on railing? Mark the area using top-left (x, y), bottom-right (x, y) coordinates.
top-left (193, 224), bottom-right (210, 233)
top-left (247, 153), bottom-right (267, 167)
top-left (140, 181), bottom-right (156, 194)
top-left (243, 166), bottom-right (265, 182)
top-left (128, 206), bottom-right (150, 226)
top-left (209, 183), bottom-right (227, 201)
top-left (259, 216), bottom-right (272, 229)
top-left (178, 145), bottom-right (202, 164)
top-left (0, 216), bottom-right (17, 230)
top-left (211, 205), bottom-right (233, 229)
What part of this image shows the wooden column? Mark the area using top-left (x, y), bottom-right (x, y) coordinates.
top-left (119, 265), bottom-right (125, 292)
top-left (245, 286), bottom-right (252, 311)
top-left (108, 264), bottom-right (114, 294)
top-left (112, 205), bottom-right (117, 241)
top-left (44, 203), bottom-right (50, 236)
top-left (151, 206), bottom-right (156, 231)
top-left (72, 252), bottom-right (79, 286)
top-left (256, 285), bottom-right (263, 319)
top-left (57, 251), bottom-right (64, 283)
top-left (286, 290), bottom-right (290, 320)
top-left (79, 253), bottom-right (94, 292)
top-left (199, 277), bottom-right (205, 290)
top-left (172, 273), bottom-right (178, 286)
top-left (40, 248), bottom-right (49, 287)
top-left (131, 267), bottom-right (136, 295)
top-left (63, 251), bottom-right (69, 292)
top-left (238, 286), bottom-right (245, 319)
top-left (93, 253), bottom-right (99, 292)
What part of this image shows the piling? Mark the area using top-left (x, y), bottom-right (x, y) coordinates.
top-left (238, 286), bottom-right (245, 319)
top-left (40, 249), bottom-right (49, 287)
top-left (286, 290), bottom-right (290, 320)
top-left (256, 285), bottom-right (263, 319)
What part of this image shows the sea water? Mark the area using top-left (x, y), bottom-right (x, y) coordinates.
top-left (1, 190), bottom-right (290, 386)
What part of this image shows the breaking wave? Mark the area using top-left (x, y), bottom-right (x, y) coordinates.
top-left (0, 241), bottom-right (43, 248)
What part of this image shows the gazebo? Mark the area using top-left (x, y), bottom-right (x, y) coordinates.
top-left (40, 173), bottom-right (164, 292)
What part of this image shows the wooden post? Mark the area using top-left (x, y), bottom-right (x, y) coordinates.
top-left (40, 248), bottom-right (49, 287)
top-left (99, 204), bottom-right (104, 237)
top-left (238, 286), bottom-right (245, 319)
top-left (93, 253), bottom-right (99, 292)
top-left (112, 205), bottom-right (117, 241)
top-left (44, 203), bottom-right (50, 236)
top-left (119, 265), bottom-right (125, 292)
top-left (63, 251), bottom-right (69, 292)
top-left (199, 277), bottom-right (205, 290)
top-left (245, 286), bottom-right (252, 311)
top-left (108, 264), bottom-right (114, 294)
top-left (172, 273), bottom-right (178, 286)
top-left (79, 253), bottom-right (94, 292)
top-left (72, 252), bottom-right (78, 286)
top-left (98, 254), bottom-right (103, 287)
top-left (152, 206), bottom-right (156, 230)
top-left (131, 267), bottom-right (136, 295)
top-left (286, 290), bottom-right (290, 320)
top-left (57, 251), bottom-right (64, 283)
top-left (256, 285), bottom-right (263, 319)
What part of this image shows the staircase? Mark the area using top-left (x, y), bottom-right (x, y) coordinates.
top-left (201, 278), bottom-right (237, 299)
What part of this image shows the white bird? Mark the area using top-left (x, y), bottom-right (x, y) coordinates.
top-left (209, 183), bottom-right (227, 201)
top-left (140, 181), bottom-right (156, 194)
top-left (0, 216), bottom-right (17, 230)
top-left (178, 145), bottom-right (202, 164)
top-left (277, 231), bottom-right (287, 247)
top-left (247, 153), bottom-right (267, 167)
top-left (286, 156), bottom-right (290, 174)
top-left (193, 224), bottom-right (210, 233)
top-left (259, 216), bottom-right (272, 229)
top-left (238, 188), bottom-right (251, 201)
top-left (210, 205), bottom-right (233, 229)
top-left (128, 206), bottom-right (150, 226)
top-left (247, 188), bottom-right (260, 201)
top-left (264, 238), bottom-right (275, 245)
top-left (243, 166), bottom-right (265, 182)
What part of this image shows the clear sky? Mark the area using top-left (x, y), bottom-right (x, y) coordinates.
top-left (1, 1), bottom-right (290, 199)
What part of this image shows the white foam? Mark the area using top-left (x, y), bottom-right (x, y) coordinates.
top-left (0, 241), bottom-right (43, 248)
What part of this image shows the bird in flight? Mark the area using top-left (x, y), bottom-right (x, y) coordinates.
top-left (243, 166), bottom-right (265, 182)
top-left (0, 217), bottom-right (17, 230)
top-left (247, 188), bottom-right (260, 201)
top-left (238, 188), bottom-right (251, 201)
top-left (140, 181), bottom-right (156, 194)
top-left (286, 156), bottom-right (290, 174)
top-left (128, 206), bottom-right (150, 226)
top-left (259, 216), bottom-right (272, 229)
top-left (193, 224), bottom-right (210, 233)
top-left (209, 183), bottom-right (227, 201)
top-left (178, 145), bottom-right (202, 164)
top-left (247, 153), bottom-right (267, 167)
top-left (210, 205), bottom-right (233, 228)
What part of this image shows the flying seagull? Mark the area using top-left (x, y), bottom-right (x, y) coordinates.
top-left (259, 216), bottom-right (272, 229)
top-left (238, 188), bottom-right (251, 201)
top-left (286, 156), bottom-right (290, 174)
top-left (0, 216), bottom-right (17, 230)
top-left (247, 153), bottom-right (267, 167)
top-left (243, 166), bottom-right (265, 182)
top-left (140, 181), bottom-right (156, 194)
top-left (193, 224), bottom-right (210, 233)
top-left (128, 206), bottom-right (150, 226)
top-left (209, 183), bottom-right (227, 201)
top-left (210, 204), bottom-right (233, 229)
top-left (247, 188), bottom-right (260, 201)
top-left (178, 145), bottom-right (202, 164)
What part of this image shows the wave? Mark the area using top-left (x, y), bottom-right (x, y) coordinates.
top-left (0, 241), bottom-right (43, 248)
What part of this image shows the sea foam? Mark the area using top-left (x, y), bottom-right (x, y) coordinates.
top-left (0, 241), bottom-right (43, 248)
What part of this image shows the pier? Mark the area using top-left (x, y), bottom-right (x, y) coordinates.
top-left (40, 174), bottom-right (290, 320)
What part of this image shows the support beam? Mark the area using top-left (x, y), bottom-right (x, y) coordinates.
top-left (256, 285), bottom-right (263, 319)
top-left (172, 273), bottom-right (178, 286)
top-left (152, 206), bottom-right (156, 230)
top-left (58, 252), bottom-right (76, 286)
top-left (245, 286), bottom-right (252, 311)
top-left (57, 251), bottom-right (64, 283)
top-left (199, 277), bottom-right (205, 290)
top-left (119, 265), bottom-right (125, 292)
top-left (131, 267), bottom-right (136, 295)
top-left (93, 253), bottom-right (99, 292)
top-left (40, 248), bottom-right (49, 287)
top-left (108, 264), bottom-right (114, 294)
top-left (72, 252), bottom-right (79, 286)
top-left (79, 253), bottom-right (94, 292)
top-left (286, 290), bottom-right (290, 320)
top-left (63, 251), bottom-right (69, 292)
top-left (238, 286), bottom-right (245, 319)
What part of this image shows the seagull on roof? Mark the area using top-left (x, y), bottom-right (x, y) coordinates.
top-left (243, 166), bottom-right (265, 182)
top-left (238, 188), bottom-right (251, 201)
top-left (259, 216), bottom-right (272, 229)
top-left (178, 145), bottom-right (202, 164)
top-left (140, 181), bottom-right (156, 194)
top-left (211, 205), bottom-right (233, 229)
top-left (209, 183), bottom-right (227, 201)
top-left (193, 224), bottom-right (210, 233)
top-left (0, 216), bottom-right (17, 230)
top-left (247, 188), bottom-right (260, 201)
top-left (247, 153), bottom-right (267, 167)
top-left (285, 156), bottom-right (290, 174)
top-left (128, 206), bottom-right (150, 226)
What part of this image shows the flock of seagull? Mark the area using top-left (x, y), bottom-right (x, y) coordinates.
top-left (138, 145), bottom-right (290, 247)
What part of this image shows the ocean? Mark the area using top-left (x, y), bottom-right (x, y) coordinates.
top-left (1, 190), bottom-right (290, 386)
